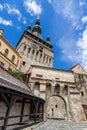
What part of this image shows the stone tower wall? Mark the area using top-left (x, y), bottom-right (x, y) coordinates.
top-left (16, 34), bottom-right (53, 73)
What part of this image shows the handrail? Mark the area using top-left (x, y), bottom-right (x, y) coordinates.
top-left (0, 113), bottom-right (43, 120)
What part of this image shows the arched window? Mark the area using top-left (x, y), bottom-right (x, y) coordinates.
top-left (39, 53), bottom-right (42, 61)
top-left (32, 49), bottom-right (35, 55)
top-left (35, 51), bottom-right (38, 60)
top-left (81, 91), bottom-right (84, 97)
top-left (49, 58), bottom-right (51, 65)
top-left (43, 55), bottom-right (45, 63)
top-left (28, 47), bottom-right (31, 53)
top-left (40, 53), bottom-right (42, 58)
top-left (55, 84), bottom-right (60, 94)
top-left (46, 57), bottom-right (48, 64)
top-left (4, 49), bottom-right (9, 56)
top-left (36, 51), bottom-right (38, 57)
top-left (63, 85), bottom-right (68, 95)
top-left (11, 55), bottom-right (15, 62)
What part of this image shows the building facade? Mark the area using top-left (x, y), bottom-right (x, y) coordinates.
top-left (16, 20), bottom-right (53, 73)
top-left (15, 19), bottom-right (87, 122)
top-left (28, 64), bottom-right (87, 122)
top-left (0, 30), bottom-right (21, 71)
top-left (1, 19), bottom-right (87, 123)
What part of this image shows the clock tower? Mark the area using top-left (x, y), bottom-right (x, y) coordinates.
top-left (16, 19), bottom-right (54, 73)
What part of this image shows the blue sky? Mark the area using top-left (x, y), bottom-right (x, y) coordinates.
top-left (0, 0), bottom-right (87, 70)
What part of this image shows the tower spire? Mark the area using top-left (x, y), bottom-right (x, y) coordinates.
top-left (32, 19), bottom-right (42, 38)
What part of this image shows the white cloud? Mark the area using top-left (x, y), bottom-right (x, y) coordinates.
top-left (24, 0), bottom-right (42, 16)
top-left (76, 27), bottom-right (87, 70)
top-left (4, 3), bottom-right (22, 21)
top-left (0, 4), bottom-right (3, 11)
top-left (59, 33), bottom-right (77, 61)
top-left (23, 20), bottom-right (27, 24)
top-left (59, 27), bottom-right (87, 70)
top-left (0, 3), bottom-right (27, 24)
top-left (79, 1), bottom-right (86, 6)
top-left (49, 0), bottom-right (82, 29)
top-left (48, 0), bottom-right (87, 70)
top-left (0, 17), bottom-right (13, 26)
top-left (48, 0), bottom-right (52, 3)
top-left (81, 16), bottom-right (87, 24)
top-left (16, 26), bottom-right (22, 31)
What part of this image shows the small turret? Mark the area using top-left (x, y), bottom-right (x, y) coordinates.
top-left (46, 36), bottom-right (50, 44)
top-left (27, 26), bottom-right (32, 32)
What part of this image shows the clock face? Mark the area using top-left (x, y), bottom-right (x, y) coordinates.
top-left (32, 42), bottom-right (38, 49)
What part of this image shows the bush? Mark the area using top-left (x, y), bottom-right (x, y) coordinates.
top-left (8, 69), bottom-right (24, 81)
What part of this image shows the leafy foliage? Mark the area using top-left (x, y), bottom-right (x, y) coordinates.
top-left (8, 69), bottom-right (24, 81)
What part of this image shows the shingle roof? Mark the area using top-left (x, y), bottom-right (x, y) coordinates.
top-left (0, 76), bottom-right (44, 101)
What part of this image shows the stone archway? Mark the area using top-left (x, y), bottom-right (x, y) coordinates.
top-left (47, 95), bottom-right (67, 119)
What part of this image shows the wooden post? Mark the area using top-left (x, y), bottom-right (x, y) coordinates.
top-left (20, 99), bottom-right (25, 122)
top-left (33, 100), bottom-right (39, 123)
top-left (1, 93), bottom-right (18, 130)
top-left (42, 102), bottom-right (44, 119)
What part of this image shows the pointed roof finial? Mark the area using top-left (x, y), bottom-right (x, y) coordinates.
top-left (46, 36), bottom-right (50, 44)
top-left (35, 19), bottom-right (40, 25)
top-left (27, 26), bottom-right (32, 32)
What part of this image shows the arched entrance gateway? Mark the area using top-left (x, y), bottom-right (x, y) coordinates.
top-left (47, 95), bottom-right (67, 119)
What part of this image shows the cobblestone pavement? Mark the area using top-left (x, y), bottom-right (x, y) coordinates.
top-left (34, 119), bottom-right (87, 130)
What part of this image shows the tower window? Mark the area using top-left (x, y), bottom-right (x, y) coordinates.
top-left (32, 49), bottom-right (35, 55)
top-left (49, 58), bottom-right (51, 64)
top-left (43, 55), bottom-right (45, 63)
top-left (11, 55), bottom-right (15, 62)
top-left (39, 46), bottom-right (43, 52)
top-left (23, 45), bottom-right (26, 51)
top-left (36, 51), bottom-right (38, 57)
top-left (55, 104), bottom-right (58, 108)
top-left (39, 53), bottom-right (42, 62)
top-left (81, 91), bottom-right (84, 96)
top-left (46, 57), bottom-right (48, 63)
top-left (0, 62), bottom-right (4, 67)
top-left (35, 51), bottom-right (38, 60)
top-left (40, 53), bottom-right (42, 59)
top-left (28, 47), bottom-right (31, 53)
top-left (4, 49), bottom-right (9, 56)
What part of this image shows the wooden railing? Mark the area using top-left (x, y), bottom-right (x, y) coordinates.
top-left (0, 113), bottom-right (44, 130)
